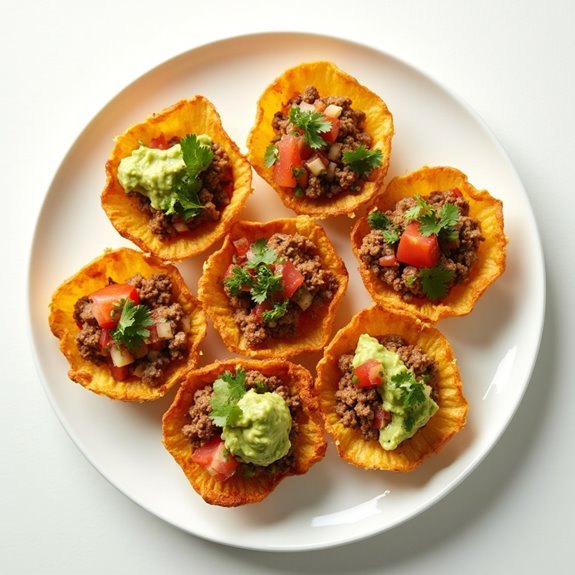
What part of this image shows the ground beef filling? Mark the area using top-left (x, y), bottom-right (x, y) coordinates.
top-left (74, 273), bottom-right (188, 387)
top-left (224, 232), bottom-right (339, 348)
top-left (272, 85), bottom-right (373, 200)
top-left (335, 336), bottom-right (437, 441)
top-left (359, 190), bottom-right (484, 301)
top-left (182, 370), bottom-right (302, 476)
top-left (132, 141), bottom-right (233, 238)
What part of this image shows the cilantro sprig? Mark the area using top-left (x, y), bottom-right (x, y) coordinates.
top-left (110, 299), bottom-right (153, 352)
top-left (404, 195), bottom-right (460, 242)
top-left (161, 134), bottom-right (214, 220)
top-left (223, 239), bottom-right (287, 321)
top-left (288, 106), bottom-right (331, 149)
top-left (389, 370), bottom-right (428, 432)
top-left (368, 210), bottom-right (400, 244)
top-left (342, 146), bottom-right (383, 176)
top-left (210, 368), bottom-right (247, 427)
top-left (419, 265), bottom-right (455, 300)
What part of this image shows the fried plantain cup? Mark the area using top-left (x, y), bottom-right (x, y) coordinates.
top-left (351, 165), bottom-right (507, 322)
top-left (315, 305), bottom-right (468, 472)
top-left (48, 247), bottom-right (207, 401)
top-left (246, 61), bottom-right (394, 218)
top-left (101, 97), bottom-right (253, 260)
top-left (197, 216), bottom-right (348, 358)
top-left (162, 358), bottom-right (327, 507)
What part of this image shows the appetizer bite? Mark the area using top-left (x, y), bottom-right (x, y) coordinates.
top-left (48, 248), bottom-right (207, 401)
top-left (315, 306), bottom-right (468, 472)
top-left (162, 359), bottom-right (327, 506)
top-left (101, 97), bottom-right (253, 260)
top-left (351, 166), bottom-right (506, 322)
top-left (198, 216), bottom-right (348, 358)
top-left (246, 61), bottom-right (394, 217)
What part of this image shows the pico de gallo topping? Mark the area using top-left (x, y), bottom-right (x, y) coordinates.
top-left (73, 273), bottom-right (189, 385)
top-left (264, 86), bottom-right (382, 200)
top-left (360, 189), bottom-right (484, 300)
top-left (222, 233), bottom-right (339, 348)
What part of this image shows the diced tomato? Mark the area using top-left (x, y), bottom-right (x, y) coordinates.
top-left (232, 237), bottom-right (250, 259)
top-left (378, 254), bottom-right (397, 267)
top-left (372, 407), bottom-right (392, 430)
top-left (98, 328), bottom-right (113, 354)
top-left (108, 362), bottom-right (131, 381)
top-left (276, 261), bottom-right (305, 298)
top-left (146, 323), bottom-right (164, 351)
top-left (321, 116), bottom-right (340, 143)
top-left (191, 437), bottom-right (238, 481)
top-left (396, 222), bottom-right (440, 268)
top-left (449, 187), bottom-right (463, 198)
top-left (353, 359), bottom-right (384, 388)
top-left (252, 301), bottom-right (272, 322)
top-left (89, 284), bottom-right (139, 329)
top-left (149, 134), bottom-right (169, 149)
top-left (273, 135), bottom-right (304, 188)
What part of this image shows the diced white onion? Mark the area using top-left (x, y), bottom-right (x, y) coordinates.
top-left (323, 104), bottom-right (343, 118)
top-left (305, 156), bottom-right (327, 176)
top-left (299, 101), bottom-right (316, 113)
top-left (155, 320), bottom-right (174, 340)
top-left (173, 220), bottom-right (189, 233)
top-left (292, 287), bottom-right (314, 311)
top-left (327, 161), bottom-right (337, 181)
top-left (327, 143), bottom-right (342, 161)
top-left (110, 345), bottom-right (134, 367)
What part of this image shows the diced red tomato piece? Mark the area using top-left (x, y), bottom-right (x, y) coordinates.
top-left (353, 359), bottom-right (384, 388)
top-left (232, 237), bottom-right (250, 258)
top-left (191, 437), bottom-right (238, 481)
top-left (98, 328), bottom-right (113, 354)
top-left (449, 187), bottom-right (463, 198)
top-left (378, 254), bottom-right (397, 267)
top-left (89, 284), bottom-right (139, 329)
top-left (252, 301), bottom-right (272, 322)
top-left (396, 222), bottom-right (440, 268)
top-left (273, 135), bottom-right (304, 188)
top-left (149, 134), bottom-right (169, 149)
top-left (372, 407), bottom-right (392, 430)
top-left (107, 359), bottom-right (131, 381)
top-left (276, 260), bottom-right (305, 298)
top-left (321, 116), bottom-right (340, 143)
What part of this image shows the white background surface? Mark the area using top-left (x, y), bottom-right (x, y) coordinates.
top-left (2, 0), bottom-right (572, 573)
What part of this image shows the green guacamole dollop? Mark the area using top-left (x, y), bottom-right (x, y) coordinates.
top-left (117, 134), bottom-right (212, 210)
top-left (222, 389), bottom-right (292, 466)
top-left (352, 334), bottom-right (438, 450)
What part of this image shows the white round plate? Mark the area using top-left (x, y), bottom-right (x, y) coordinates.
top-left (28, 32), bottom-right (545, 551)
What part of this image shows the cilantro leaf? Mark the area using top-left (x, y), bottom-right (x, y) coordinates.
top-left (404, 195), bottom-right (460, 241)
top-left (288, 106), bottom-right (331, 149)
top-left (223, 265), bottom-right (254, 297)
top-left (262, 299), bottom-right (289, 324)
top-left (210, 368), bottom-right (247, 427)
top-left (247, 239), bottom-right (277, 268)
top-left (264, 144), bottom-right (279, 167)
top-left (389, 370), bottom-right (428, 431)
top-left (368, 210), bottom-right (400, 244)
top-left (419, 265), bottom-right (455, 299)
top-left (110, 299), bottom-right (153, 352)
top-left (161, 134), bottom-right (214, 220)
top-left (342, 146), bottom-right (383, 176)
top-left (251, 265), bottom-right (283, 304)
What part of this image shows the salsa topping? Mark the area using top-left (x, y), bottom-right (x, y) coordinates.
top-left (223, 233), bottom-right (339, 348)
top-left (360, 189), bottom-right (484, 300)
top-left (265, 86), bottom-right (382, 200)
top-left (74, 273), bottom-right (189, 386)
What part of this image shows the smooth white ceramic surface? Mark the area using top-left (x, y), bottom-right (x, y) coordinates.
top-left (28, 33), bottom-right (543, 551)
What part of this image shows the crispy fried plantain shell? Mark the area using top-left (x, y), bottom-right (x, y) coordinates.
top-left (315, 305), bottom-right (468, 472)
top-left (48, 247), bottom-right (207, 401)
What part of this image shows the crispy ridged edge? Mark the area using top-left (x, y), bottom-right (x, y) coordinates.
top-left (48, 247), bottom-right (207, 401)
top-left (246, 61), bottom-right (394, 218)
top-left (198, 216), bottom-right (348, 358)
top-left (101, 97), bottom-right (253, 260)
top-left (315, 305), bottom-right (468, 471)
top-left (162, 359), bottom-right (327, 506)
top-left (351, 165), bottom-right (507, 322)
